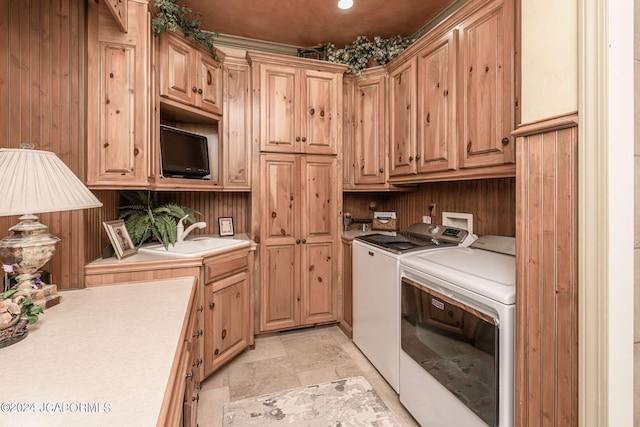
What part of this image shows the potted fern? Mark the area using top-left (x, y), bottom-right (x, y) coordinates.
top-left (118, 191), bottom-right (200, 249)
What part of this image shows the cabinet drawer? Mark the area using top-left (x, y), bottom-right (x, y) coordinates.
top-left (204, 250), bottom-right (249, 283)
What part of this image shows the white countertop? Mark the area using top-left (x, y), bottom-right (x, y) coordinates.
top-left (0, 277), bottom-right (195, 427)
top-left (87, 233), bottom-right (253, 267)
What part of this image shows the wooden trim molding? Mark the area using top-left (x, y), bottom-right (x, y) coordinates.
top-left (512, 111), bottom-right (578, 137)
top-left (515, 115), bottom-right (578, 425)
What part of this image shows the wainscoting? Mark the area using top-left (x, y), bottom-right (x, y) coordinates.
top-left (344, 178), bottom-right (516, 237)
top-left (514, 112), bottom-right (579, 426)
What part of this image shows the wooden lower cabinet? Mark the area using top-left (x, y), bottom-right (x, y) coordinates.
top-left (203, 249), bottom-right (253, 377)
top-left (182, 296), bottom-right (201, 427)
top-left (339, 238), bottom-right (353, 337)
top-left (84, 245), bottom-right (254, 425)
top-left (258, 154), bottom-right (339, 332)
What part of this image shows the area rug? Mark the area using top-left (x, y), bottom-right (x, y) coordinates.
top-left (223, 376), bottom-right (401, 426)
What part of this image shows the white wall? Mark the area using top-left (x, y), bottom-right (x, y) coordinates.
top-left (520, 0), bottom-right (578, 123)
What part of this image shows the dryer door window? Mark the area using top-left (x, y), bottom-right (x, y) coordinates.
top-left (401, 277), bottom-right (499, 426)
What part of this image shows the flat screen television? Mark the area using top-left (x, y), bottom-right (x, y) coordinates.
top-left (159, 125), bottom-right (211, 179)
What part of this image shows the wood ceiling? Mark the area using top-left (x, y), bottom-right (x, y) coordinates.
top-left (179, 0), bottom-right (462, 48)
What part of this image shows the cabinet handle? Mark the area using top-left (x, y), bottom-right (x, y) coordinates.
top-left (415, 154), bottom-right (421, 160)
top-left (133, 148), bottom-right (139, 156)
top-left (197, 88), bottom-right (203, 94)
top-left (301, 239), bottom-right (306, 244)
top-left (221, 329), bottom-right (227, 339)
top-left (214, 348), bottom-right (219, 356)
top-left (296, 239), bottom-right (301, 244)
top-left (301, 137), bottom-right (307, 142)
top-left (501, 137), bottom-right (510, 145)
top-left (185, 372), bottom-right (194, 380)
top-left (197, 305), bottom-right (204, 312)
top-left (379, 168), bottom-right (384, 173)
top-left (296, 136), bottom-right (301, 142)
top-left (209, 302), bottom-right (215, 309)
top-left (409, 156), bottom-right (414, 162)
top-left (192, 87), bottom-right (198, 93)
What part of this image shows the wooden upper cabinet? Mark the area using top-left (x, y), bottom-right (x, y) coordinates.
top-left (104, 0), bottom-right (127, 32)
top-left (353, 70), bottom-right (387, 186)
top-left (417, 30), bottom-right (458, 174)
top-left (458, 0), bottom-right (515, 168)
top-left (388, 56), bottom-right (417, 177)
top-left (222, 56), bottom-right (252, 190)
top-left (248, 51), bottom-right (345, 155)
top-left (86, 0), bottom-right (150, 189)
top-left (159, 32), bottom-right (223, 116)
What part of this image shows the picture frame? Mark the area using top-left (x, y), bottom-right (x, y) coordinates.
top-left (103, 220), bottom-right (137, 259)
top-left (218, 217), bottom-right (234, 236)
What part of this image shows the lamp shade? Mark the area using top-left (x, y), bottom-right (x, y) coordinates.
top-left (0, 148), bottom-right (102, 216)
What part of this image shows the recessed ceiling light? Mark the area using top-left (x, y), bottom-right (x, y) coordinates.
top-left (338, 0), bottom-right (353, 10)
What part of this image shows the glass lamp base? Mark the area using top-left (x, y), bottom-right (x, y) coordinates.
top-left (0, 214), bottom-right (59, 290)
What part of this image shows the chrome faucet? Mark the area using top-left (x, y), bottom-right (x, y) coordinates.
top-left (176, 215), bottom-right (207, 243)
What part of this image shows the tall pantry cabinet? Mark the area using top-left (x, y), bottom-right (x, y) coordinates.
top-left (247, 51), bottom-right (346, 332)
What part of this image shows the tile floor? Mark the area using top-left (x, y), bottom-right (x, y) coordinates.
top-left (196, 324), bottom-right (420, 426)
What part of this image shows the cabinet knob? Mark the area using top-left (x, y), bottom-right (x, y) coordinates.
top-left (197, 305), bottom-right (204, 312)
top-left (379, 168), bottom-right (384, 173)
top-left (192, 87), bottom-right (198, 93)
top-left (501, 137), bottom-right (510, 145)
top-left (415, 154), bottom-right (421, 160)
top-left (214, 348), bottom-right (219, 356)
top-left (209, 302), bottom-right (215, 309)
top-left (221, 328), bottom-right (227, 339)
top-left (296, 239), bottom-right (301, 244)
top-left (302, 239), bottom-right (307, 244)
top-left (409, 156), bottom-right (414, 162)
top-left (301, 137), bottom-right (307, 142)
top-left (185, 371), bottom-right (194, 380)
top-left (296, 136), bottom-right (301, 142)
top-left (133, 148), bottom-right (139, 156)
top-left (197, 88), bottom-right (203, 94)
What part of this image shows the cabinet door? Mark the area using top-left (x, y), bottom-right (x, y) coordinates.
top-left (300, 156), bottom-right (338, 324)
top-left (301, 69), bottom-right (340, 155)
top-left (458, 0), bottom-right (515, 168)
top-left (222, 58), bottom-right (251, 189)
top-left (388, 57), bottom-right (417, 177)
top-left (159, 34), bottom-right (196, 106)
top-left (417, 30), bottom-right (458, 174)
top-left (342, 78), bottom-right (355, 188)
top-left (354, 73), bottom-right (387, 185)
top-left (198, 54), bottom-right (223, 115)
top-left (260, 155), bottom-right (301, 331)
top-left (204, 271), bottom-right (250, 376)
top-left (86, 0), bottom-right (149, 188)
top-left (259, 63), bottom-right (299, 153)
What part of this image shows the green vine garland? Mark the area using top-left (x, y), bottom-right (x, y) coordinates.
top-left (151, 0), bottom-right (219, 59)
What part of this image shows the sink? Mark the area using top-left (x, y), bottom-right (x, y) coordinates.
top-left (138, 237), bottom-right (249, 258)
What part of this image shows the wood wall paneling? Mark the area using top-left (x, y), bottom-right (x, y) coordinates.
top-left (343, 177), bottom-right (516, 237)
top-left (0, 0), bottom-right (90, 289)
top-left (514, 113), bottom-right (578, 426)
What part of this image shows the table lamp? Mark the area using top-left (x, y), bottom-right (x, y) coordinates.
top-left (0, 144), bottom-right (103, 290)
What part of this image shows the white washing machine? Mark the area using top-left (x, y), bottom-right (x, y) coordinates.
top-left (352, 224), bottom-right (475, 392)
top-left (398, 235), bottom-right (516, 427)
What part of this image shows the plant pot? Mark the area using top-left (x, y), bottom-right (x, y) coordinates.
top-left (366, 58), bottom-right (380, 68)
